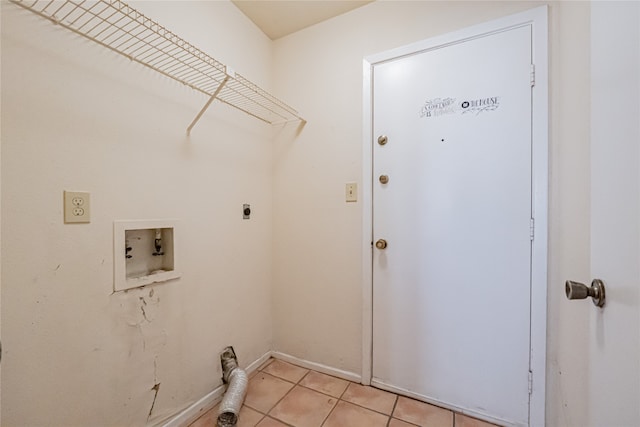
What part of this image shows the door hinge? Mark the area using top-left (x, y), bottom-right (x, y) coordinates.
top-left (530, 64), bottom-right (536, 87)
top-left (528, 371), bottom-right (533, 395)
top-left (529, 218), bottom-right (535, 241)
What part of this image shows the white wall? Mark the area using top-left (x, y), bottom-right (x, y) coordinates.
top-left (1, 1), bottom-right (274, 425)
top-left (272, 1), bottom-right (591, 426)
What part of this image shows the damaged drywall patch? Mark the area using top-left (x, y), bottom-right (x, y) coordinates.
top-left (118, 287), bottom-right (161, 328)
top-left (147, 353), bottom-right (162, 422)
top-left (139, 296), bottom-right (150, 322)
top-left (107, 286), bottom-right (169, 425)
top-left (147, 382), bottom-right (161, 421)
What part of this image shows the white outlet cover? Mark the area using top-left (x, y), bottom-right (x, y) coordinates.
top-left (64, 191), bottom-right (90, 223)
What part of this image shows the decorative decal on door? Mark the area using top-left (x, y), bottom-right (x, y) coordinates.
top-left (419, 97), bottom-right (457, 118)
top-left (419, 96), bottom-right (501, 118)
top-left (460, 97), bottom-right (500, 115)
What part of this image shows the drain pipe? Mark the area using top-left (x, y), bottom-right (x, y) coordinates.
top-left (217, 346), bottom-right (248, 427)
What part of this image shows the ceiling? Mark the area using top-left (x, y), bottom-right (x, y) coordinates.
top-left (231, 1), bottom-right (374, 40)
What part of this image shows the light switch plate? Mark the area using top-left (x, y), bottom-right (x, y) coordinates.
top-left (346, 183), bottom-right (357, 202)
top-left (64, 191), bottom-right (90, 223)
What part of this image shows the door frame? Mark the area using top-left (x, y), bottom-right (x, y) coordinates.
top-left (361, 6), bottom-right (548, 426)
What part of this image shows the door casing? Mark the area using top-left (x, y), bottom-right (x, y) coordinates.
top-left (361, 6), bottom-right (548, 426)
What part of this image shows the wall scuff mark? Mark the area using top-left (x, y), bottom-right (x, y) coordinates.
top-left (105, 286), bottom-right (167, 424)
top-left (139, 296), bottom-right (150, 323)
top-left (147, 383), bottom-right (161, 422)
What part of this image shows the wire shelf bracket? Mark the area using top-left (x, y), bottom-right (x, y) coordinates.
top-left (9, 0), bottom-right (306, 134)
top-left (187, 70), bottom-right (231, 136)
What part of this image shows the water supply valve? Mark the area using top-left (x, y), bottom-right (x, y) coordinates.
top-left (152, 228), bottom-right (164, 256)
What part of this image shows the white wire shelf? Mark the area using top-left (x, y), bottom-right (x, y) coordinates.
top-left (9, 0), bottom-right (305, 133)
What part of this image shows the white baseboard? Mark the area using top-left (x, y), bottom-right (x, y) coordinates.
top-left (162, 350), bottom-right (272, 427)
top-left (244, 351), bottom-right (274, 374)
top-left (371, 378), bottom-right (521, 427)
top-left (271, 352), bottom-right (362, 383)
top-left (161, 385), bottom-right (225, 427)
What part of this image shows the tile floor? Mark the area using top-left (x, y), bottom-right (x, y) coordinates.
top-left (189, 358), bottom-right (499, 427)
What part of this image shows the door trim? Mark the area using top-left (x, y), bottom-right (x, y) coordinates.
top-left (361, 6), bottom-right (548, 426)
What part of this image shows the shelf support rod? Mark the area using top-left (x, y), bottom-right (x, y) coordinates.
top-left (187, 72), bottom-right (231, 135)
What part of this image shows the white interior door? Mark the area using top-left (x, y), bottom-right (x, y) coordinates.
top-left (372, 25), bottom-right (534, 426)
top-left (588, 3), bottom-right (640, 425)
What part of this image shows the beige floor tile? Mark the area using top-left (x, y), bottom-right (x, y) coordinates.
top-left (341, 383), bottom-right (397, 415)
top-left (389, 418), bottom-right (420, 427)
top-left (392, 396), bottom-right (453, 427)
top-left (455, 413), bottom-right (500, 427)
top-left (256, 417), bottom-right (289, 427)
top-left (257, 358), bottom-right (275, 372)
top-left (299, 371), bottom-right (349, 398)
top-left (189, 403), bottom-right (220, 427)
top-left (322, 400), bottom-right (389, 427)
top-left (269, 385), bottom-right (337, 427)
top-left (191, 404), bottom-right (263, 427)
top-left (244, 372), bottom-right (295, 413)
top-left (237, 405), bottom-right (265, 427)
top-left (263, 359), bottom-right (309, 383)
top-left (189, 408), bottom-right (216, 427)
top-left (189, 362), bottom-right (499, 427)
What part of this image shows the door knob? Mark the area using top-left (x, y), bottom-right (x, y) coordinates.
top-left (565, 279), bottom-right (606, 307)
top-left (375, 239), bottom-right (387, 249)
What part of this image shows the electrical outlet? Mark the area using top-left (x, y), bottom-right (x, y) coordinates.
top-left (64, 191), bottom-right (90, 223)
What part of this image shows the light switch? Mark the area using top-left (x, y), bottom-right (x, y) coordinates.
top-left (346, 183), bottom-right (357, 202)
top-left (64, 191), bottom-right (90, 223)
